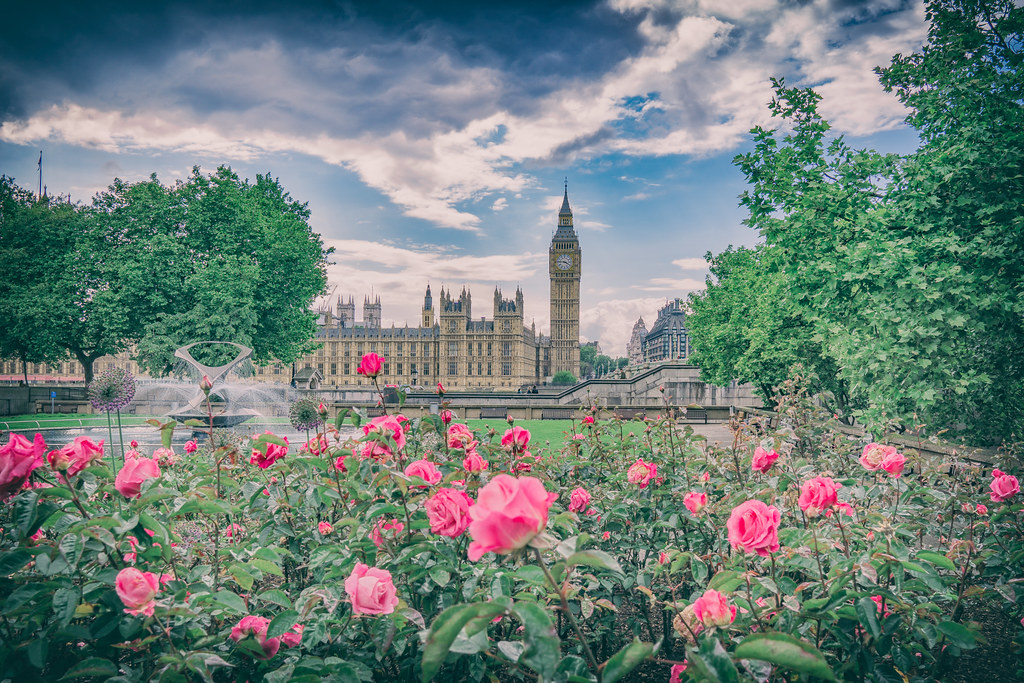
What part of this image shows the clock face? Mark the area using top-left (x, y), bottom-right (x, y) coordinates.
top-left (556, 254), bottom-right (572, 270)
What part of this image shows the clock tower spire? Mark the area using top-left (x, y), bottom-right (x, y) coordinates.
top-left (549, 181), bottom-right (581, 379)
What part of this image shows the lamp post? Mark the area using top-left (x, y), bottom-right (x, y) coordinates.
top-left (411, 367), bottom-right (419, 386)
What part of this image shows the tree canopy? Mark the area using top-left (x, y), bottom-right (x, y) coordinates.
top-left (0, 167), bottom-right (331, 382)
top-left (688, 0), bottom-right (1023, 445)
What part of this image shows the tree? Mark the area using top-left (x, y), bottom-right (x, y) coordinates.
top-left (713, 0), bottom-right (1023, 444)
top-left (0, 167), bottom-right (331, 382)
top-left (551, 371), bottom-right (577, 385)
top-left (0, 178), bottom-right (74, 382)
top-left (687, 244), bottom-right (849, 411)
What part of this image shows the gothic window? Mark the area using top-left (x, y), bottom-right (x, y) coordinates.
top-left (396, 343), bottom-right (403, 356)
top-left (447, 341), bottom-right (458, 356)
top-left (502, 342), bottom-right (512, 357)
top-left (487, 363), bottom-right (492, 376)
top-left (501, 362), bottom-right (511, 376)
top-left (502, 320), bottom-right (511, 332)
top-left (478, 363), bottom-right (482, 376)
top-left (448, 362), bottom-right (457, 375)
top-left (330, 363), bottom-right (337, 375)
top-left (396, 363), bottom-right (403, 375)
top-left (343, 363), bottom-right (350, 375)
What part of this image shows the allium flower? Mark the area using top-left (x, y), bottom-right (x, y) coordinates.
top-left (289, 397), bottom-right (324, 432)
top-left (88, 367), bottom-right (136, 412)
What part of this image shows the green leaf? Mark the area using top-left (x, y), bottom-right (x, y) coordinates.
top-left (422, 600), bottom-right (510, 682)
top-left (209, 590), bottom-right (247, 615)
top-left (14, 490), bottom-right (40, 536)
top-left (160, 420), bottom-right (175, 449)
top-left (602, 638), bottom-right (656, 683)
top-left (267, 610), bottom-right (300, 639)
top-left (708, 570), bottom-right (744, 594)
top-left (688, 637), bottom-right (739, 683)
top-left (512, 601), bottom-right (561, 680)
top-left (251, 557), bottom-right (285, 577)
top-left (916, 550), bottom-right (955, 572)
top-left (855, 597), bottom-right (882, 640)
top-left (254, 433), bottom-right (288, 447)
top-left (257, 589), bottom-right (292, 609)
top-left (733, 632), bottom-right (836, 681)
top-left (0, 549), bottom-right (33, 576)
top-left (936, 621), bottom-right (977, 650)
top-left (183, 419), bottom-right (206, 428)
top-left (566, 550), bottom-right (623, 575)
top-left (60, 657), bottom-right (119, 679)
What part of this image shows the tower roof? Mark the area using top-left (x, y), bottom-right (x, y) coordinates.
top-left (558, 181), bottom-right (572, 216)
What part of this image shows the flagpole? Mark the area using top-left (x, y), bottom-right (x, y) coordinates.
top-left (37, 150), bottom-right (42, 200)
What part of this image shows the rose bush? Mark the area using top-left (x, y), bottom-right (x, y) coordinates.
top-left (0, 374), bottom-right (1021, 682)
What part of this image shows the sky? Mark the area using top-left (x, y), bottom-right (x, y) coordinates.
top-left (0, 0), bottom-right (928, 356)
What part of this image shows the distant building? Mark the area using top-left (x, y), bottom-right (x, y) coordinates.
top-left (626, 317), bottom-right (648, 366)
top-left (642, 298), bottom-right (691, 362)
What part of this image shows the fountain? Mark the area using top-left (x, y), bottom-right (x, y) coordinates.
top-left (166, 342), bottom-right (264, 428)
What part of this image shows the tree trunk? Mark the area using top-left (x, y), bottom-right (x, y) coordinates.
top-left (72, 349), bottom-right (101, 384)
top-left (21, 353), bottom-right (28, 385)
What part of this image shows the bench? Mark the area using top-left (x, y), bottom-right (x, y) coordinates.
top-left (366, 407), bottom-right (386, 417)
top-left (541, 408), bottom-right (575, 420)
top-left (682, 408), bottom-right (707, 424)
top-left (480, 407), bottom-right (508, 419)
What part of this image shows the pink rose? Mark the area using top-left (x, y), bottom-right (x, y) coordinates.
top-left (568, 487), bottom-right (591, 513)
top-left (602, 531), bottom-right (611, 541)
top-left (225, 523), bottom-right (244, 543)
top-left (318, 521), bottom-right (334, 535)
top-left (826, 501), bottom-right (854, 518)
top-left (46, 436), bottom-right (103, 478)
top-left (404, 458), bottom-right (442, 487)
top-left (200, 375), bottom-right (213, 393)
top-left (302, 435), bottom-right (328, 455)
top-left (501, 426), bottom-right (531, 452)
top-left (693, 588), bottom-right (737, 627)
top-left (251, 433), bottom-right (289, 468)
top-left (281, 624), bottom-right (303, 648)
top-left (659, 551), bottom-right (669, 564)
top-left (627, 458), bottom-right (657, 488)
top-left (115, 567), bottom-right (159, 617)
top-left (345, 562), bottom-right (399, 615)
top-left (153, 447), bottom-right (176, 468)
top-left (425, 487), bottom-right (474, 537)
top-left (860, 443), bottom-right (897, 471)
top-left (0, 433), bottom-right (46, 499)
top-left (880, 451), bottom-right (906, 477)
top-left (447, 423), bottom-right (476, 450)
top-left (670, 662), bottom-right (688, 683)
top-left (440, 410), bottom-right (454, 425)
top-left (363, 415), bottom-right (407, 455)
top-left (798, 476), bottom-right (841, 518)
top-left (467, 474), bottom-right (557, 561)
top-left (230, 615), bottom-right (280, 659)
top-left (462, 449), bottom-right (488, 473)
top-left (751, 447), bottom-right (779, 473)
top-left (700, 471), bottom-right (710, 483)
top-left (683, 491), bottom-right (707, 515)
top-left (371, 518), bottom-right (403, 547)
top-left (582, 415), bottom-right (595, 426)
top-left (727, 500), bottom-right (781, 557)
top-left (990, 470), bottom-right (1019, 502)
top-left (356, 352), bottom-right (385, 378)
top-left (184, 439), bottom-right (198, 454)
top-left (976, 504), bottom-right (988, 515)
top-left (114, 453), bottom-right (161, 499)
top-left (334, 454), bottom-right (347, 472)
top-left (870, 595), bottom-right (893, 617)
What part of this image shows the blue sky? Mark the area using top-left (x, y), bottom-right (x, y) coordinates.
top-left (0, 0), bottom-right (927, 355)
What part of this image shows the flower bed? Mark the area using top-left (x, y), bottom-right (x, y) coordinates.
top-left (0, 375), bottom-right (1021, 682)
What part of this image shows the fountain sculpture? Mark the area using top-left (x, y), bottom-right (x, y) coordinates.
top-left (167, 342), bottom-right (262, 428)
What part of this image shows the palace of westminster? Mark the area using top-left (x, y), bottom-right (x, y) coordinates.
top-left (2, 187), bottom-right (694, 391)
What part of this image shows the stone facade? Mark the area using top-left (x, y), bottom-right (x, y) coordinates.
top-left (626, 317), bottom-right (648, 366)
top-left (643, 298), bottom-right (691, 362)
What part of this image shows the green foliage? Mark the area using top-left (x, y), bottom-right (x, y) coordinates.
top-left (696, 0), bottom-right (1024, 444)
top-left (551, 370), bottom-right (577, 385)
top-left (0, 389), bottom-right (1021, 682)
top-left (0, 168), bottom-right (331, 382)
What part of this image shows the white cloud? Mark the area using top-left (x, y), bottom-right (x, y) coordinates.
top-left (491, 197), bottom-right (508, 212)
top-left (580, 296), bottom-right (669, 356)
top-left (634, 276), bottom-right (706, 292)
top-left (0, 0), bottom-right (927, 232)
top-left (672, 257), bottom-right (709, 270)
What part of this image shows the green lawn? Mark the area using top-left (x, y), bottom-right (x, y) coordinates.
top-left (466, 419), bottom-right (579, 447)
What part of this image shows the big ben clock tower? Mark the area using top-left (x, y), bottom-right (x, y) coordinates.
top-left (549, 182), bottom-right (581, 378)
